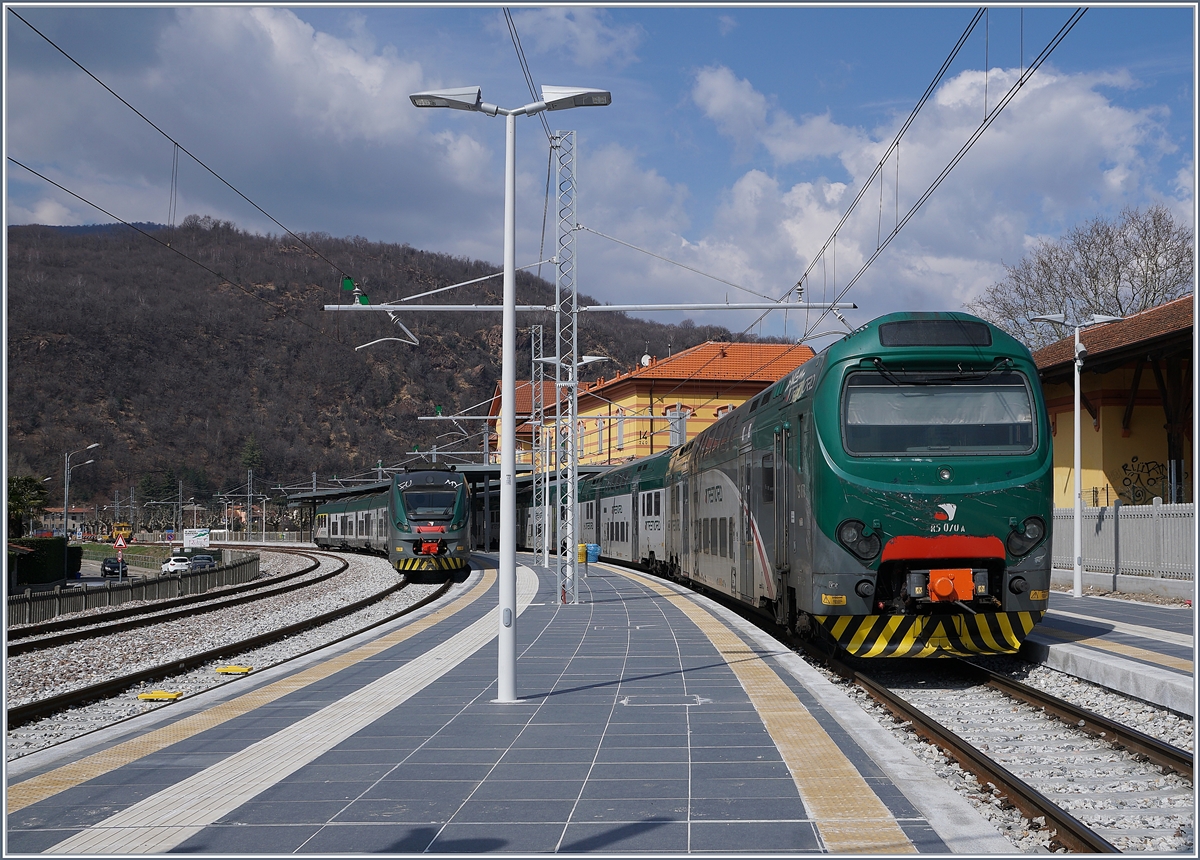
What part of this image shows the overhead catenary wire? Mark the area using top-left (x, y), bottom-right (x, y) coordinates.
top-left (8, 156), bottom-right (357, 353)
top-left (7, 7), bottom-right (354, 284)
top-left (800, 7), bottom-right (1088, 340)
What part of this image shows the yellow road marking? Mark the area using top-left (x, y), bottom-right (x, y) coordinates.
top-left (612, 566), bottom-right (915, 854)
top-left (8, 568), bottom-right (497, 814)
top-left (1032, 623), bottom-right (1193, 673)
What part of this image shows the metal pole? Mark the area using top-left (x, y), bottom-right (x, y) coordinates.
top-left (497, 109), bottom-right (517, 703)
top-left (1073, 326), bottom-right (1083, 598)
top-left (62, 453), bottom-right (70, 580)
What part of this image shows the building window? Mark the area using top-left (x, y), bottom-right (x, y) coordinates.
top-left (617, 411), bottom-right (626, 450)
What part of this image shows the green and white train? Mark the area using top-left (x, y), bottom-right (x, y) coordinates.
top-left (562, 312), bottom-right (1053, 657)
top-left (315, 467), bottom-right (473, 573)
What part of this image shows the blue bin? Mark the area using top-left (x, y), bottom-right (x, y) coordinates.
top-left (586, 544), bottom-right (600, 563)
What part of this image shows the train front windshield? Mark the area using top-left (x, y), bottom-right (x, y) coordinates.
top-left (402, 490), bottom-right (457, 521)
top-left (842, 370), bottom-right (1035, 455)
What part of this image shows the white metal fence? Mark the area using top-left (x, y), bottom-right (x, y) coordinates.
top-left (1053, 499), bottom-right (1195, 580)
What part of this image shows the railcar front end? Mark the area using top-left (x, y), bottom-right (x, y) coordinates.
top-left (800, 313), bottom-right (1053, 656)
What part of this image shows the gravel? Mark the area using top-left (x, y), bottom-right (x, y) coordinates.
top-left (6, 550), bottom-right (443, 761)
top-left (810, 657), bottom-right (1195, 853)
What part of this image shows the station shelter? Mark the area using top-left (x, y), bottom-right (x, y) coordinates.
top-left (1032, 294), bottom-right (1193, 507)
top-left (493, 341), bottom-right (816, 469)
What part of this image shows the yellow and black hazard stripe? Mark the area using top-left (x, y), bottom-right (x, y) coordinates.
top-left (395, 556), bottom-right (469, 572)
top-left (815, 611), bottom-right (1044, 658)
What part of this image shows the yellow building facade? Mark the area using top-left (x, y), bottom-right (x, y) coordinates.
top-left (1033, 295), bottom-right (1192, 507)
top-left (496, 342), bottom-right (816, 469)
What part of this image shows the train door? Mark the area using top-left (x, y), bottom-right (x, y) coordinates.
top-left (738, 443), bottom-right (755, 603)
top-left (630, 479), bottom-right (640, 563)
top-left (774, 426), bottom-right (791, 575)
top-left (681, 475), bottom-right (690, 574)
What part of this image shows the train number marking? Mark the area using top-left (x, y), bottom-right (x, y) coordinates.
top-left (704, 486), bottom-right (722, 503)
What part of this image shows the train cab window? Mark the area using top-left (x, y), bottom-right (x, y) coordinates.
top-left (842, 370), bottom-right (1035, 455)
top-left (718, 517), bottom-right (727, 557)
top-left (761, 454), bottom-right (775, 503)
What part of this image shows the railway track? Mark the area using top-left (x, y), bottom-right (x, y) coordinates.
top-left (602, 557), bottom-right (1192, 853)
top-left (7, 549), bottom-right (339, 656)
top-left (7, 552), bottom-right (453, 731)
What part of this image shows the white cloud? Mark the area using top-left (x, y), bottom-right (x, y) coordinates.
top-left (504, 8), bottom-right (643, 69)
top-left (718, 15), bottom-right (738, 36)
top-left (677, 62), bottom-right (1191, 328)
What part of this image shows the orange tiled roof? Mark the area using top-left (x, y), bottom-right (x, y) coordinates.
top-left (487, 380), bottom-right (558, 418)
top-left (1032, 294), bottom-right (1193, 373)
top-left (581, 341), bottom-right (815, 393)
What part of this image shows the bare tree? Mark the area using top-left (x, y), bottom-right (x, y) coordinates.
top-left (966, 205), bottom-right (1193, 349)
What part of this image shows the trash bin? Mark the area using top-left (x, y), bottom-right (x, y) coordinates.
top-left (586, 544), bottom-right (600, 563)
top-left (577, 544), bottom-right (588, 563)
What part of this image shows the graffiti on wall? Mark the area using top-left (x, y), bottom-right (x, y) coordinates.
top-left (1119, 456), bottom-right (1184, 504)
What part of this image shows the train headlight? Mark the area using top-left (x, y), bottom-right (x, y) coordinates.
top-left (1005, 516), bottom-right (1046, 557)
top-left (837, 519), bottom-right (881, 561)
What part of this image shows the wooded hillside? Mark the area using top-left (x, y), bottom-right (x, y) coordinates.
top-left (7, 219), bottom-right (773, 506)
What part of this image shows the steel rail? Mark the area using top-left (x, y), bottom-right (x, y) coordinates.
top-left (952, 658), bottom-right (1193, 781)
top-left (7, 553), bottom-right (451, 729)
top-left (8, 546), bottom-right (321, 641)
top-left (820, 654), bottom-right (1120, 854)
top-left (8, 552), bottom-right (341, 656)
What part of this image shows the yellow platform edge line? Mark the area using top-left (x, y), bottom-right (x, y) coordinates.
top-left (7, 567), bottom-right (498, 814)
top-left (1033, 623), bottom-right (1193, 672)
top-left (610, 566), bottom-right (916, 855)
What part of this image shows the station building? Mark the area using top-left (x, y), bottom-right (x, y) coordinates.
top-left (1032, 294), bottom-right (1193, 507)
top-left (491, 341), bottom-right (816, 469)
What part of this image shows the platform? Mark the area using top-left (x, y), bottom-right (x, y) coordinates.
top-left (1021, 584), bottom-right (1195, 716)
top-left (7, 556), bottom-right (1016, 855)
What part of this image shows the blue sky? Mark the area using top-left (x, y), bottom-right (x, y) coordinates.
top-left (5, 4), bottom-right (1194, 340)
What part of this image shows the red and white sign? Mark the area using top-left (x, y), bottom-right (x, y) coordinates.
top-left (114, 536), bottom-right (127, 549)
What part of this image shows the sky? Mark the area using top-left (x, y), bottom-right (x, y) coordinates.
top-left (4, 4), bottom-right (1195, 341)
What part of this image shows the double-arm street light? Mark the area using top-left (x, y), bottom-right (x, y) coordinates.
top-left (64, 443), bottom-right (100, 579)
top-left (1030, 313), bottom-right (1123, 598)
top-left (410, 84), bottom-right (611, 703)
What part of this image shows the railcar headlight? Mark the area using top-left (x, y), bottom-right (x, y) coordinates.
top-left (837, 519), bottom-right (881, 561)
top-left (1006, 516), bottom-right (1046, 557)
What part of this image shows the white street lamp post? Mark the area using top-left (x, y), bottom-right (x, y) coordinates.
top-left (63, 443), bottom-right (100, 580)
top-left (1032, 313), bottom-right (1122, 597)
top-left (410, 84), bottom-right (611, 702)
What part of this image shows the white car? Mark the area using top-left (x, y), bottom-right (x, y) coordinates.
top-left (161, 554), bottom-right (191, 574)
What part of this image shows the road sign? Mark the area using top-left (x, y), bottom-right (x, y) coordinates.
top-left (114, 536), bottom-right (127, 549)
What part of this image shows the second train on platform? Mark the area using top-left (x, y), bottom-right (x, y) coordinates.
top-left (315, 467), bottom-right (472, 572)
top-left (525, 311), bottom-right (1054, 658)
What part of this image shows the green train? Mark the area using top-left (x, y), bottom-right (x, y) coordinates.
top-left (315, 467), bottom-right (473, 573)
top-left (580, 312), bottom-right (1053, 657)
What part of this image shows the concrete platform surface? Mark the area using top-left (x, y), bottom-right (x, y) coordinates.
top-left (1022, 588), bottom-right (1194, 716)
top-left (6, 555), bottom-right (1014, 855)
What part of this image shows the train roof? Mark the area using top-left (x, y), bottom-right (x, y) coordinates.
top-left (819, 311), bottom-right (1033, 365)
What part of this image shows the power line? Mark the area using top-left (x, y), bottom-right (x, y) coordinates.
top-left (502, 7), bottom-right (553, 142)
top-left (801, 7), bottom-right (1088, 339)
top-left (7, 7), bottom-right (353, 284)
top-left (8, 156), bottom-right (354, 351)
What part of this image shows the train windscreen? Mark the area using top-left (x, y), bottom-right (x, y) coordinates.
top-left (842, 371), bottom-right (1035, 455)
top-left (401, 490), bottom-right (457, 521)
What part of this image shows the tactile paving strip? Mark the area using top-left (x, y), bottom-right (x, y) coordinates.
top-left (9, 566), bottom-right (500, 816)
top-left (614, 567), bottom-right (916, 854)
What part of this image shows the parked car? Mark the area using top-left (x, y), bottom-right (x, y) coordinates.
top-left (101, 557), bottom-right (128, 577)
top-left (189, 554), bottom-right (217, 571)
top-left (161, 554), bottom-right (191, 574)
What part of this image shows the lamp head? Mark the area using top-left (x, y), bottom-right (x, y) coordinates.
top-left (1087, 313), bottom-right (1124, 326)
top-left (410, 86), bottom-right (484, 112)
top-left (1030, 313), bottom-right (1066, 325)
top-left (540, 86), bottom-right (612, 111)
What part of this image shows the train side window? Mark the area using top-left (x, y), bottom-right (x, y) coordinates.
top-left (762, 454), bottom-right (775, 503)
top-left (719, 517), bottom-right (727, 557)
top-left (710, 517), bottom-right (718, 555)
top-left (703, 518), bottom-right (710, 553)
top-left (622, 521), bottom-right (628, 542)
top-left (654, 491), bottom-right (661, 517)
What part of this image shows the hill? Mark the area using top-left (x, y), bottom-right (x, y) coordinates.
top-left (7, 218), bottom-right (776, 509)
